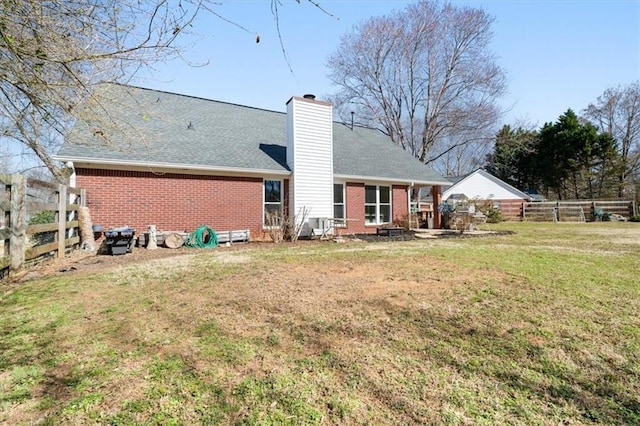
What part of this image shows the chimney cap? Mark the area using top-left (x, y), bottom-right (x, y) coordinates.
top-left (302, 94), bottom-right (316, 100)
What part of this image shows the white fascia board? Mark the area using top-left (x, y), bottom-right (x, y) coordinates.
top-left (53, 156), bottom-right (291, 178)
top-left (478, 169), bottom-right (532, 200)
top-left (334, 174), bottom-right (452, 186)
top-left (443, 169), bottom-right (531, 200)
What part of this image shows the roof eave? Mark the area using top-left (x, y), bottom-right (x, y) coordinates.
top-left (333, 173), bottom-right (452, 186)
top-left (54, 156), bottom-right (292, 177)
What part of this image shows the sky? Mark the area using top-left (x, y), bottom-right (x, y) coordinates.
top-left (143, 0), bottom-right (640, 127)
top-left (3, 0), bottom-right (639, 173)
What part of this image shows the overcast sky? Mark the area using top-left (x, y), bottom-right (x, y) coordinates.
top-left (144, 0), bottom-right (640, 127)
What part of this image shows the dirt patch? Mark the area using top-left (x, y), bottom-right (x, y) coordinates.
top-left (6, 231), bottom-right (509, 282)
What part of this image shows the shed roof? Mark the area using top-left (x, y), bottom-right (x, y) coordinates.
top-left (442, 169), bottom-right (532, 201)
top-left (55, 84), bottom-right (449, 185)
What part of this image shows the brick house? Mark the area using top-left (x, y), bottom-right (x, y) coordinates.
top-left (54, 84), bottom-right (449, 239)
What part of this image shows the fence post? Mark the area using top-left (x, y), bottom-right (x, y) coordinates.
top-left (9, 174), bottom-right (27, 271)
top-left (57, 184), bottom-right (67, 259)
top-left (521, 202), bottom-right (525, 221)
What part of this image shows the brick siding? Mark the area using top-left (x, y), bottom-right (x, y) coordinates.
top-left (76, 168), bottom-right (410, 239)
top-left (392, 185), bottom-right (409, 222)
top-left (76, 169), bottom-right (270, 239)
top-left (345, 182), bottom-right (366, 233)
top-left (343, 182), bottom-right (409, 234)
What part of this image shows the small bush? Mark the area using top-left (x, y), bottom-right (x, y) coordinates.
top-left (392, 215), bottom-right (410, 230)
top-left (473, 199), bottom-right (502, 224)
top-left (485, 207), bottom-right (503, 224)
top-left (28, 210), bottom-right (56, 246)
top-left (629, 215), bottom-right (640, 222)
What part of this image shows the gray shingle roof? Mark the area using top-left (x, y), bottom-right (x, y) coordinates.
top-left (56, 84), bottom-right (448, 185)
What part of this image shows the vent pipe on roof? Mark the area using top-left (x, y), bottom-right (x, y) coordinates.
top-left (350, 111), bottom-right (354, 131)
top-left (187, 121), bottom-right (195, 130)
top-left (303, 94), bottom-right (316, 100)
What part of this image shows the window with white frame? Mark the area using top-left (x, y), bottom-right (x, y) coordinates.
top-left (333, 183), bottom-right (345, 221)
top-left (263, 179), bottom-right (282, 226)
top-left (364, 185), bottom-right (391, 224)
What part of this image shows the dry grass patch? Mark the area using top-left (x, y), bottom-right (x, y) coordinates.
top-left (1, 223), bottom-right (639, 424)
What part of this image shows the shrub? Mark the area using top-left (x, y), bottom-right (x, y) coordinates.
top-left (485, 207), bottom-right (503, 224)
top-left (629, 215), bottom-right (640, 222)
top-left (437, 202), bottom-right (455, 215)
top-left (392, 215), bottom-right (410, 230)
top-left (474, 199), bottom-right (502, 224)
top-left (28, 210), bottom-right (56, 246)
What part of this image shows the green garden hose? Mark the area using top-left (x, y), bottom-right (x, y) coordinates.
top-left (186, 225), bottom-right (218, 248)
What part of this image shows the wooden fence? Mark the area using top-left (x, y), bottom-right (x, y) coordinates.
top-left (497, 200), bottom-right (525, 221)
top-left (1, 174), bottom-right (85, 277)
top-left (522, 200), bottom-right (637, 222)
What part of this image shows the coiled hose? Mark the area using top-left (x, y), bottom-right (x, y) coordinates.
top-left (186, 225), bottom-right (218, 248)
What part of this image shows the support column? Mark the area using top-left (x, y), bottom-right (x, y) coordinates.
top-left (432, 185), bottom-right (442, 229)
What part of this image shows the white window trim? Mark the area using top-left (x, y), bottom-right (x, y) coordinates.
top-left (263, 179), bottom-right (283, 228)
top-left (333, 182), bottom-right (346, 227)
top-left (365, 184), bottom-right (392, 225)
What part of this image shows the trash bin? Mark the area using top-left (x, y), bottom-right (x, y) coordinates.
top-left (104, 227), bottom-right (136, 255)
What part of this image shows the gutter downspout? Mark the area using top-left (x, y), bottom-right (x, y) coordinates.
top-left (408, 183), bottom-right (414, 230)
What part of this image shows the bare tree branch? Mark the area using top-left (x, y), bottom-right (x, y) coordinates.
top-left (327, 1), bottom-right (505, 173)
top-left (583, 81), bottom-right (640, 198)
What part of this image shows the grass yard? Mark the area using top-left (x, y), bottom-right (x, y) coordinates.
top-left (1, 222), bottom-right (639, 425)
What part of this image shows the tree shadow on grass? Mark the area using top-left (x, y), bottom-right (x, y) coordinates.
top-left (390, 300), bottom-right (640, 424)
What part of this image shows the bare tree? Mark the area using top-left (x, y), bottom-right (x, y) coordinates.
top-left (434, 136), bottom-right (490, 177)
top-left (327, 0), bottom-right (506, 170)
top-left (583, 81), bottom-right (640, 198)
top-left (0, 0), bottom-right (214, 182)
top-left (1, 0), bottom-right (328, 183)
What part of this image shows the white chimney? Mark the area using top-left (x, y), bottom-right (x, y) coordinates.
top-left (286, 95), bottom-right (334, 236)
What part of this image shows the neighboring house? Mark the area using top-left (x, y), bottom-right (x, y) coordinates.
top-left (439, 169), bottom-right (532, 220)
top-left (54, 84), bottom-right (450, 239)
top-left (442, 169), bottom-right (530, 219)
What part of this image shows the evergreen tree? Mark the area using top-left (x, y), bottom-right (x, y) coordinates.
top-left (536, 109), bottom-right (621, 199)
top-left (485, 125), bottom-right (539, 192)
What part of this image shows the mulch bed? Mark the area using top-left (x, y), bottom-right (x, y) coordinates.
top-left (349, 229), bottom-right (514, 242)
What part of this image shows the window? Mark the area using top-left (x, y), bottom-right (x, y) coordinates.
top-left (364, 185), bottom-right (391, 224)
top-left (263, 180), bottom-right (282, 226)
top-left (333, 183), bottom-right (345, 220)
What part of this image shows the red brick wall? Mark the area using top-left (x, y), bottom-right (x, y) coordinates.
top-left (392, 185), bottom-right (409, 222)
top-left (77, 168), bottom-right (412, 239)
top-left (343, 182), bottom-right (409, 234)
top-left (76, 169), bottom-right (277, 240)
top-left (345, 182), bottom-right (366, 233)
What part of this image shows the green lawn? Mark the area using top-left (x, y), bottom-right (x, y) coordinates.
top-left (1, 222), bottom-right (639, 425)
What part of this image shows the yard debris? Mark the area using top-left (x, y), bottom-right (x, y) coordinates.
top-left (78, 206), bottom-right (97, 252)
top-left (147, 225), bottom-right (158, 250)
top-left (164, 232), bottom-right (185, 249)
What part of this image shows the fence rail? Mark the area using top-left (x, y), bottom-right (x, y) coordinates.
top-left (497, 200), bottom-right (524, 220)
top-left (1, 174), bottom-right (85, 276)
top-left (522, 200), bottom-right (637, 222)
